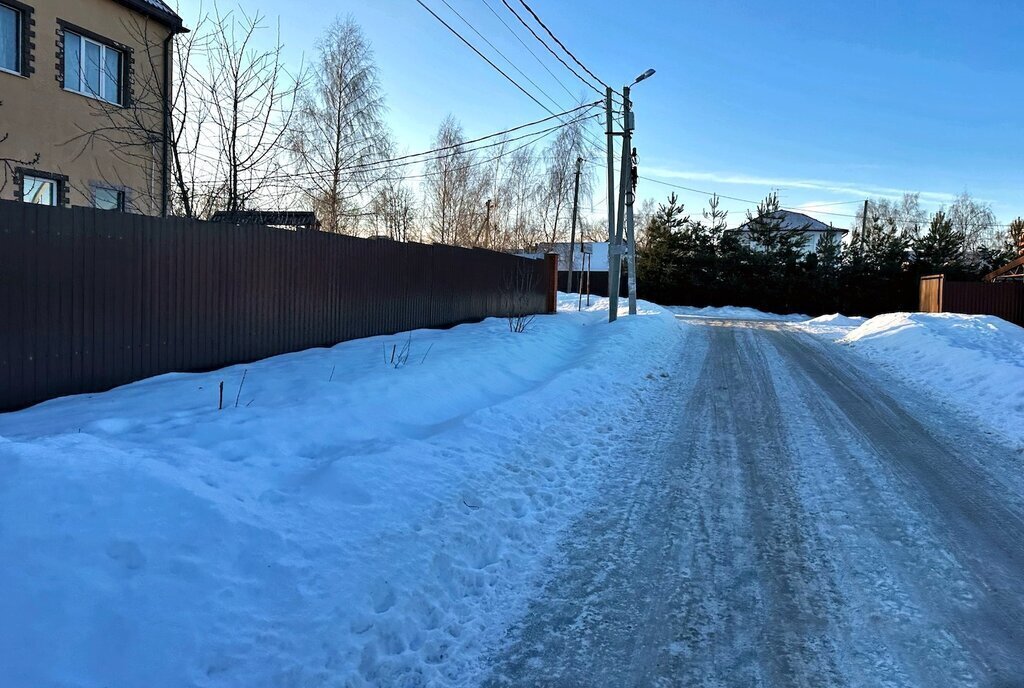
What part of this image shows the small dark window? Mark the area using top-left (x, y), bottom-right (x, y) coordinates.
top-left (93, 186), bottom-right (125, 211)
top-left (0, 2), bottom-right (20, 74)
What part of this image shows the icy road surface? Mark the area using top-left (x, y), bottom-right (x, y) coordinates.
top-left (483, 316), bottom-right (1024, 687)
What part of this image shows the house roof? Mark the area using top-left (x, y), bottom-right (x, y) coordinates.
top-left (113, 0), bottom-right (186, 32)
top-left (735, 210), bottom-right (846, 234)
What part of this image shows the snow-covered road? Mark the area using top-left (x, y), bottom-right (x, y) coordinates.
top-left (484, 315), bottom-right (1024, 687)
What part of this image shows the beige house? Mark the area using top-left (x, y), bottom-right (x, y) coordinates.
top-left (0, 0), bottom-right (185, 215)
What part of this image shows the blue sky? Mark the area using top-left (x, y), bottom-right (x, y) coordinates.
top-left (175, 0), bottom-right (1024, 227)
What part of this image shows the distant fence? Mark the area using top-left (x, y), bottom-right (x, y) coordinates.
top-left (919, 274), bottom-right (1024, 326)
top-left (0, 200), bottom-right (553, 412)
top-left (556, 270), bottom-right (626, 299)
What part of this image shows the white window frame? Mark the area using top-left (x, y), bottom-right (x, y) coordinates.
top-left (0, 2), bottom-right (21, 76)
top-left (63, 30), bottom-right (123, 105)
top-left (22, 175), bottom-right (58, 206)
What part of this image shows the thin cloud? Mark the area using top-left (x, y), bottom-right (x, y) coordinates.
top-left (644, 167), bottom-right (956, 205)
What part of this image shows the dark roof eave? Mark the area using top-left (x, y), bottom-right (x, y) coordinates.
top-left (112, 0), bottom-right (188, 33)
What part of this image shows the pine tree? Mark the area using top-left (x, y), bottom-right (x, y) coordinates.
top-left (914, 210), bottom-right (965, 273)
top-left (637, 193), bottom-right (688, 302)
top-left (863, 214), bottom-right (910, 275)
top-left (744, 192), bottom-right (809, 265)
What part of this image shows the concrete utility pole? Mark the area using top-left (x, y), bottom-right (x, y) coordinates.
top-left (625, 146), bottom-right (639, 315)
top-left (616, 85), bottom-right (640, 315)
top-left (605, 86), bottom-right (619, 322)
top-left (607, 70), bottom-right (655, 322)
top-left (860, 199), bottom-right (869, 253)
top-left (567, 156), bottom-right (583, 295)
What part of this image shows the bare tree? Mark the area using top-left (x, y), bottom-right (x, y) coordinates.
top-left (853, 192), bottom-right (928, 238)
top-left (369, 171), bottom-right (418, 241)
top-left (496, 144), bottom-right (540, 249)
top-left (947, 190), bottom-right (998, 252)
top-left (538, 110), bottom-right (594, 244)
top-left (168, 12), bottom-right (216, 218)
top-left (423, 115), bottom-right (486, 245)
top-left (197, 6), bottom-right (301, 213)
top-left (288, 15), bottom-right (388, 233)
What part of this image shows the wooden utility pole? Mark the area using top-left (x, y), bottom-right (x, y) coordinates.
top-left (567, 157), bottom-right (583, 294)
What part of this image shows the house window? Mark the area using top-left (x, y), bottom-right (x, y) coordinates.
top-left (23, 175), bottom-right (58, 205)
top-left (63, 30), bottom-right (123, 104)
top-left (93, 186), bottom-right (125, 211)
top-left (0, 3), bottom-right (20, 74)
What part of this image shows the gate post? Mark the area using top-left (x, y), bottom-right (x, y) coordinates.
top-left (544, 253), bottom-right (559, 314)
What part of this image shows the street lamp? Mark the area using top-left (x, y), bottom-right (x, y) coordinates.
top-left (619, 68), bottom-right (655, 316)
top-left (632, 68), bottom-right (656, 86)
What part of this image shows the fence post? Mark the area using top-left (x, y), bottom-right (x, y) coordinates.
top-left (544, 253), bottom-right (559, 314)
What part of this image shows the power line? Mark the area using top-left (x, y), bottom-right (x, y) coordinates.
top-left (419, 0), bottom-right (609, 170)
top-left (499, 0), bottom-right (604, 98)
top-left (337, 101), bottom-right (599, 172)
top-left (415, 0), bottom-right (554, 113)
top-left (478, 0), bottom-right (579, 105)
top-left (513, 0), bottom-right (609, 90)
top-left (187, 105), bottom-right (600, 181)
top-left (418, 0), bottom-right (609, 154)
top-left (191, 112), bottom-right (601, 189)
top-left (440, 0), bottom-right (571, 117)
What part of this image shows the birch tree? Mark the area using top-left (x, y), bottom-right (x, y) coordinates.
top-left (288, 16), bottom-right (388, 233)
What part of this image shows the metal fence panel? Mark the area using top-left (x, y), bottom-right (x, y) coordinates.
top-left (920, 274), bottom-right (1024, 326)
top-left (0, 200), bottom-right (549, 411)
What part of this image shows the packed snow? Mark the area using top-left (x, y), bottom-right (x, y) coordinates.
top-left (732, 306), bottom-right (1024, 448)
top-left (0, 295), bottom-right (681, 687)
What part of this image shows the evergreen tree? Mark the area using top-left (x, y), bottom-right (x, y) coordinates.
top-left (744, 192), bottom-right (809, 265)
top-left (637, 193), bottom-right (689, 302)
top-left (863, 214), bottom-right (910, 274)
top-left (913, 210), bottom-right (965, 273)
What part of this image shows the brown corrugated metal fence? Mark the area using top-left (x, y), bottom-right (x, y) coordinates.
top-left (0, 200), bottom-right (550, 412)
top-left (919, 273), bottom-right (1024, 326)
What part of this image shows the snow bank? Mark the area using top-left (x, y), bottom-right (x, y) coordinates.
top-left (804, 313), bottom-right (866, 328)
top-left (793, 313), bottom-right (868, 338)
top-left (0, 294), bottom-right (681, 687)
top-left (839, 312), bottom-right (1024, 447)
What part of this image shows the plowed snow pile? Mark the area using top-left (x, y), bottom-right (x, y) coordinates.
top-left (838, 312), bottom-right (1024, 447)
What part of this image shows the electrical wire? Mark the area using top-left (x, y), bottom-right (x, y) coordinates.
top-left (439, 0), bottom-right (576, 118)
top-left (499, 0), bottom-right (604, 98)
top-left (416, 0), bottom-right (558, 114)
top-left (478, 0), bottom-right (582, 105)
top-left (189, 112), bottom-right (601, 189)
top-left (513, 0), bottom-right (609, 90)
